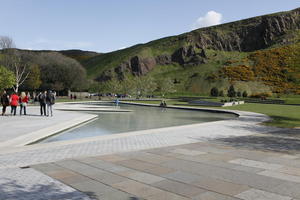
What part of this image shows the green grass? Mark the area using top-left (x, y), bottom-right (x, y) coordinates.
top-left (224, 104), bottom-right (300, 128)
top-left (279, 95), bottom-right (300, 104)
top-left (126, 99), bottom-right (300, 128)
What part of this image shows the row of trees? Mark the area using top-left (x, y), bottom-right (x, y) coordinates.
top-left (0, 36), bottom-right (88, 93)
top-left (210, 85), bottom-right (248, 98)
top-left (89, 75), bottom-right (176, 98)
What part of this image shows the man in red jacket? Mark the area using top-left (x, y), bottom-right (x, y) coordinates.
top-left (10, 92), bottom-right (19, 116)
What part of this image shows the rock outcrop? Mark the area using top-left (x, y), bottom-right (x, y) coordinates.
top-left (171, 46), bottom-right (207, 66)
top-left (186, 8), bottom-right (300, 52)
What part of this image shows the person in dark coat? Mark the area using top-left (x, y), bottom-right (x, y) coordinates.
top-left (1, 90), bottom-right (10, 116)
top-left (38, 91), bottom-right (47, 116)
top-left (46, 90), bottom-right (55, 117)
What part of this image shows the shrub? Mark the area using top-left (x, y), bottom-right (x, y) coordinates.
top-left (210, 87), bottom-right (219, 97)
top-left (250, 92), bottom-right (272, 98)
top-left (242, 91), bottom-right (248, 97)
top-left (227, 85), bottom-right (236, 97)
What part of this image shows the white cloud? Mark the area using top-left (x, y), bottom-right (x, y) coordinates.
top-left (118, 46), bottom-right (127, 50)
top-left (192, 11), bottom-right (222, 30)
top-left (21, 38), bottom-right (93, 50)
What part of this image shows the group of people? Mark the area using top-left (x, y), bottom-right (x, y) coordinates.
top-left (1, 90), bottom-right (30, 116)
top-left (36, 91), bottom-right (56, 117)
top-left (159, 100), bottom-right (167, 107)
top-left (0, 90), bottom-right (56, 117)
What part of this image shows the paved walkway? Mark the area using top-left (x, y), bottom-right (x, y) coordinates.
top-left (0, 103), bottom-right (299, 199)
top-left (32, 141), bottom-right (300, 200)
top-left (0, 105), bottom-right (96, 147)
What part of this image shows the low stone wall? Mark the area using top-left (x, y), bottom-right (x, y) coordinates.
top-left (189, 100), bottom-right (245, 107)
top-left (223, 101), bottom-right (245, 107)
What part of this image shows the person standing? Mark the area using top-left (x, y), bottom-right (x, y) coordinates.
top-left (1, 90), bottom-right (10, 116)
top-left (46, 90), bottom-right (55, 117)
top-left (20, 92), bottom-right (29, 115)
top-left (10, 92), bottom-right (19, 116)
top-left (38, 91), bottom-right (47, 116)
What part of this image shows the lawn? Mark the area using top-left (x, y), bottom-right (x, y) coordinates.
top-left (224, 103), bottom-right (300, 128)
top-left (125, 99), bottom-right (300, 128)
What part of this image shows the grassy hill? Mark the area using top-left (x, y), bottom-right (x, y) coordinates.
top-left (80, 7), bottom-right (300, 96)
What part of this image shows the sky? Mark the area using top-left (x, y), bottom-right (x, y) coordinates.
top-left (0, 0), bottom-right (299, 53)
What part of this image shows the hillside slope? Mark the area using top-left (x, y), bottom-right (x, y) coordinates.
top-left (81, 8), bottom-right (300, 95)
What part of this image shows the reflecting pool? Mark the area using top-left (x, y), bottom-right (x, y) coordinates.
top-left (41, 103), bottom-right (236, 143)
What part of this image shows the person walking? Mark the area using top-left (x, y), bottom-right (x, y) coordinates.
top-left (38, 91), bottom-right (47, 116)
top-left (1, 90), bottom-right (10, 116)
top-left (46, 90), bottom-right (55, 117)
top-left (20, 92), bottom-right (29, 115)
top-left (10, 92), bottom-right (19, 116)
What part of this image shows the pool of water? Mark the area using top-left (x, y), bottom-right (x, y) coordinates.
top-left (41, 103), bottom-right (237, 143)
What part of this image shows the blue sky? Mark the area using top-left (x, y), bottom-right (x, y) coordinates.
top-left (0, 0), bottom-right (299, 53)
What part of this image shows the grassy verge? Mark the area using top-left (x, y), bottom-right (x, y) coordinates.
top-left (126, 99), bottom-right (300, 128)
top-left (224, 104), bottom-right (300, 128)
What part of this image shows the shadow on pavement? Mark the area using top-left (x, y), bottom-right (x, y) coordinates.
top-left (213, 135), bottom-right (300, 153)
top-left (0, 178), bottom-right (93, 200)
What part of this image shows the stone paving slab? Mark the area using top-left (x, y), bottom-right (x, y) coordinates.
top-left (192, 191), bottom-right (242, 200)
top-left (152, 179), bottom-right (207, 198)
top-left (269, 182), bottom-right (300, 199)
top-left (235, 188), bottom-right (292, 200)
top-left (0, 168), bottom-right (92, 200)
top-left (31, 140), bottom-right (300, 200)
top-left (258, 170), bottom-right (300, 183)
top-left (229, 158), bottom-right (283, 170)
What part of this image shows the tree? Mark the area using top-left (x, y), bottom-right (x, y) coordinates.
top-left (126, 76), bottom-right (158, 98)
top-left (227, 85), bottom-right (236, 97)
top-left (0, 36), bottom-right (14, 49)
top-left (11, 56), bottom-right (30, 92)
top-left (140, 76), bottom-right (157, 97)
top-left (237, 91), bottom-right (242, 97)
top-left (89, 81), bottom-right (109, 99)
top-left (242, 91), bottom-right (248, 98)
top-left (156, 78), bottom-right (176, 97)
top-left (106, 76), bottom-right (121, 95)
top-left (22, 64), bottom-right (42, 90)
top-left (0, 36), bottom-right (30, 92)
top-left (35, 52), bottom-right (87, 92)
top-left (0, 65), bottom-right (15, 91)
top-left (210, 87), bottom-right (219, 97)
top-left (120, 75), bottom-right (135, 96)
